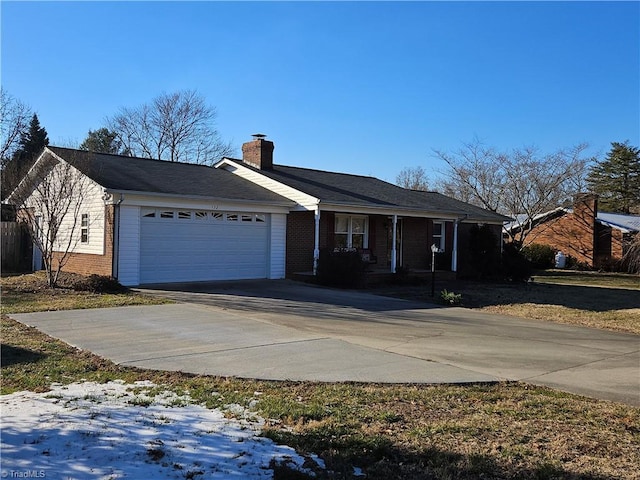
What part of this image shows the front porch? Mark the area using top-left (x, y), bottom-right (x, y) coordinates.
top-left (291, 267), bottom-right (458, 287)
top-left (285, 210), bottom-right (462, 278)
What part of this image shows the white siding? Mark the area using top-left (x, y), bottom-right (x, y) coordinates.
top-left (65, 181), bottom-right (105, 255)
top-left (219, 161), bottom-right (318, 209)
top-left (116, 205), bottom-right (140, 286)
top-left (269, 213), bottom-right (287, 279)
top-left (23, 161), bottom-right (106, 256)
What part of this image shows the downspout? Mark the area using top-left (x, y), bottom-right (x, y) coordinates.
top-left (112, 194), bottom-right (124, 280)
top-left (313, 205), bottom-right (320, 275)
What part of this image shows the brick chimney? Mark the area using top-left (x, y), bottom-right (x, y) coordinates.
top-left (573, 193), bottom-right (598, 265)
top-left (242, 134), bottom-right (274, 170)
top-left (573, 193), bottom-right (598, 225)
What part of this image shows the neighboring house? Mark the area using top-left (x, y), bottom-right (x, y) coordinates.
top-left (6, 137), bottom-right (509, 286)
top-left (504, 193), bottom-right (640, 269)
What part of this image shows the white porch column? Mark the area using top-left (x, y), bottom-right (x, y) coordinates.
top-left (391, 214), bottom-right (397, 273)
top-left (313, 207), bottom-right (321, 275)
top-left (451, 220), bottom-right (459, 272)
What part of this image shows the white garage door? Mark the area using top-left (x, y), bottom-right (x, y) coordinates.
top-left (139, 208), bottom-right (269, 283)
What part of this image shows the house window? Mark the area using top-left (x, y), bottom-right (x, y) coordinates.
top-left (81, 213), bottom-right (89, 243)
top-left (433, 221), bottom-right (445, 251)
top-left (335, 215), bottom-right (368, 249)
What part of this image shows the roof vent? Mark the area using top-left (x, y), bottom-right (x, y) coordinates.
top-left (251, 133), bottom-right (267, 140)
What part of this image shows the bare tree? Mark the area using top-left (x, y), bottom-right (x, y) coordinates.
top-left (9, 151), bottom-right (92, 287)
top-left (622, 234), bottom-right (640, 274)
top-left (108, 90), bottom-right (234, 165)
top-left (1, 89), bottom-right (33, 198)
top-left (0, 88), bottom-right (32, 163)
top-left (435, 139), bottom-right (591, 246)
top-left (396, 166), bottom-right (430, 191)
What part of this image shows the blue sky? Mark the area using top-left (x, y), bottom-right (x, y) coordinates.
top-left (2, 1), bottom-right (638, 183)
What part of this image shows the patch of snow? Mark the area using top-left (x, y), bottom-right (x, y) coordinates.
top-left (1, 381), bottom-right (325, 479)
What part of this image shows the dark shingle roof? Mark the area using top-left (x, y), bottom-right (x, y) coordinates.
top-left (47, 147), bottom-right (292, 204)
top-left (254, 163), bottom-right (510, 222)
top-left (47, 147), bottom-right (508, 222)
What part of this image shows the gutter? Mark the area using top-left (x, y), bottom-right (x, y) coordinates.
top-left (103, 189), bottom-right (296, 209)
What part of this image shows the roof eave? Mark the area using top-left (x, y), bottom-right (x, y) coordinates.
top-left (103, 188), bottom-right (296, 208)
top-left (320, 201), bottom-right (508, 223)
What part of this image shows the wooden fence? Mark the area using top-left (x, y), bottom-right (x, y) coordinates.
top-left (1, 222), bottom-right (32, 273)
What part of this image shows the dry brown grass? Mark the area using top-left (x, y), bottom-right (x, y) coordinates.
top-left (2, 271), bottom-right (640, 479)
top-left (374, 271), bottom-right (640, 335)
top-left (2, 315), bottom-right (639, 479)
top-left (0, 271), bottom-right (169, 314)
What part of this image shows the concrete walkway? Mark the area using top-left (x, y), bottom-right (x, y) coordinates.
top-left (11, 280), bottom-right (639, 406)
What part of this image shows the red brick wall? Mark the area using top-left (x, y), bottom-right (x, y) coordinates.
top-left (55, 205), bottom-right (114, 277)
top-left (370, 216), bottom-right (389, 266)
top-left (611, 229), bottom-right (624, 260)
top-left (524, 194), bottom-right (598, 267)
top-left (402, 217), bottom-right (430, 270)
top-left (286, 211), bottom-right (315, 275)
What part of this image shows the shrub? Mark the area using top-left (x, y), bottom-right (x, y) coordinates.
top-left (439, 289), bottom-right (462, 305)
top-left (317, 249), bottom-right (367, 288)
top-left (522, 243), bottom-right (556, 269)
top-left (72, 274), bottom-right (126, 293)
top-left (467, 225), bottom-right (501, 279)
top-left (565, 256), bottom-right (592, 271)
top-left (501, 243), bottom-right (533, 282)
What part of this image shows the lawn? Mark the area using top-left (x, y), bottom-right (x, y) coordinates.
top-left (0, 271), bottom-right (170, 314)
top-left (374, 270), bottom-right (640, 335)
top-left (2, 272), bottom-right (639, 479)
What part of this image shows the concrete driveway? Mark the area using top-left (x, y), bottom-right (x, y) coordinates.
top-left (11, 280), bottom-right (639, 406)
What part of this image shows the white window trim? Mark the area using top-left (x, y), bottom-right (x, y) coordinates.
top-left (335, 214), bottom-right (369, 249)
top-left (433, 221), bottom-right (445, 251)
top-left (81, 213), bottom-right (89, 244)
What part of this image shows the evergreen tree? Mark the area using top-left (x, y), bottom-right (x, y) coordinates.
top-left (14, 114), bottom-right (49, 162)
top-left (587, 141), bottom-right (640, 214)
top-left (2, 114), bottom-right (49, 199)
top-left (79, 128), bottom-right (126, 154)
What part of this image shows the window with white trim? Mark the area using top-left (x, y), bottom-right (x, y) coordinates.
top-left (81, 213), bottom-right (89, 243)
top-left (335, 215), bottom-right (368, 249)
top-left (433, 221), bottom-right (445, 251)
